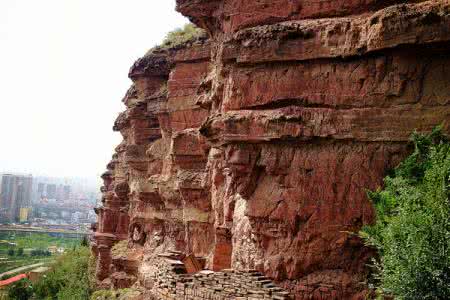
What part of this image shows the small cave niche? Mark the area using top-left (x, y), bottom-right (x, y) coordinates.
top-left (129, 223), bottom-right (146, 245)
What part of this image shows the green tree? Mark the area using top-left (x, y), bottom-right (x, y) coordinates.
top-left (80, 236), bottom-right (89, 247)
top-left (361, 127), bottom-right (450, 299)
top-left (17, 248), bottom-right (24, 256)
top-left (7, 248), bottom-right (15, 256)
top-left (7, 278), bottom-right (33, 300)
top-left (33, 246), bottom-right (92, 300)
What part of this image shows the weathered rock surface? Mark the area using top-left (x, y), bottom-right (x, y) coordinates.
top-left (93, 0), bottom-right (450, 299)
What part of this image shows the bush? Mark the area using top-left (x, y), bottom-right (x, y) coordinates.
top-left (111, 240), bottom-right (128, 258)
top-left (81, 236), bottom-right (89, 247)
top-left (30, 249), bottom-right (51, 257)
top-left (33, 246), bottom-right (92, 300)
top-left (146, 23), bottom-right (206, 56)
top-left (7, 278), bottom-right (33, 300)
top-left (90, 288), bottom-right (140, 300)
top-left (161, 23), bottom-right (205, 48)
top-left (361, 126), bottom-right (450, 299)
top-left (90, 290), bottom-right (115, 300)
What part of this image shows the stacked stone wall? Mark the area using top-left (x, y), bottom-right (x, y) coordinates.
top-left (146, 257), bottom-right (291, 300)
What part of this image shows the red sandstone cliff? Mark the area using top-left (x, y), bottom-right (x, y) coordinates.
top-left (93, 1), bottom-right (450, 299)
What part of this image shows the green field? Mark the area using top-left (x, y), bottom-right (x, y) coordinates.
top-left (0, 231), bottom-right (82, 275)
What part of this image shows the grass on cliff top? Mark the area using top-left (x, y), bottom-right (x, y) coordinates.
top-left (361, 126), bottom-right (450, 299)
top-left (145, 23), bottom-right (206, 56)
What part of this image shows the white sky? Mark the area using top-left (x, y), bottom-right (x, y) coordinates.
top-left (0, 0), bottom-right (188, 178)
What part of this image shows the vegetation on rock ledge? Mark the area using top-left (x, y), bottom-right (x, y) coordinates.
top-left (362, 126), bottom-right (450, 299)
top-left (90, 288), bottom-right (140, 300)
top-left (145, 23), bottom-right (206, 56)
top-left (111, 240), bottom-right (128, 258)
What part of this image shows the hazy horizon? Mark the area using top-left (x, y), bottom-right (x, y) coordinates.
top-left (0, 0), bottom-right (188, 178)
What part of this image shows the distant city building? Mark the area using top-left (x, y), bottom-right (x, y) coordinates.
top-left (19, 207), bottom-right (31, 222)
top-left (56, 184), bottom-right (63, 201)
top-left (46, 184), bottom-right (57, 199)
top-left (71, 211), bottom-right (83, 224)
top-left (0, 173), bottom-right (33, 223)
top-left (63, 185), bottom-right (71, 201)
top-left (25, 175), bottom-right (100, 226)
top-left (37, 183), bottom-right (45, 195)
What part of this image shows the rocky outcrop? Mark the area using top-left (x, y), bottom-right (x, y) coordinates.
top-left (93, 0), bottom-right (450, 299)
top-left (92, 39), bottom-right (214, 292)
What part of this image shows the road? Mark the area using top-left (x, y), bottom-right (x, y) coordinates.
top-left (0, 258), bottom-right (52, 264)
top-left (0, 262), bottom-right (45, 278)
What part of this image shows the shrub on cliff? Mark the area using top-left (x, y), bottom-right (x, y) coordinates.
top-left (361, 127), bottom-right (450, 299)
top-left (90, 288), bottom-right (140, 300)
top-left (111, 240), bottom-right (128, 259)
top-left (33, 246), bottom-right (91, 300)
top-left (145, 23), bottom-right (206, 56)
top-left (162, 23), bottom-right (205, 48)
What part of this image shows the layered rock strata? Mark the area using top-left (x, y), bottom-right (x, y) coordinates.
top-left (93, 37), bottom-right (215, 291)
top-left (93, 0), bottom-right (450, 299)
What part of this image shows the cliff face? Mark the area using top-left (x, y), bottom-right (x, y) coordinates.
top-left (93, 0), bottom-right (450, 299)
